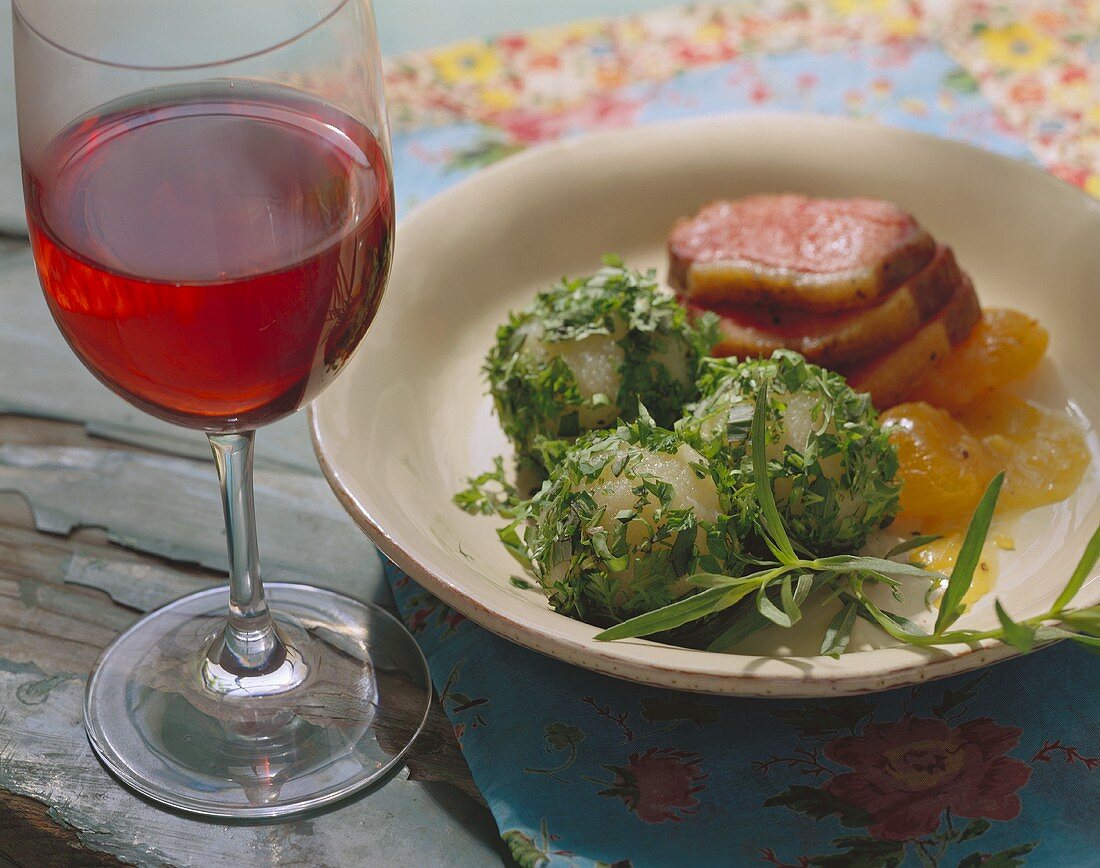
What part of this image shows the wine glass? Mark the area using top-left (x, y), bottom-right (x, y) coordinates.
top-left (12, 0), bottom-right (432, 818)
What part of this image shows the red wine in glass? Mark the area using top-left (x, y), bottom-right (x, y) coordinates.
top-left (15, 0), bottom-right (429, 820)
top-left (23, 81), bottom-right (393, 431)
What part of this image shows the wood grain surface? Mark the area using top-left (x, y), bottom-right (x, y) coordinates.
top-left (0, 418), bottom-right (495, 867)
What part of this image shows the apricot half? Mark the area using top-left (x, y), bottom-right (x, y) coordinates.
top-left (882, 394), bottom-right (1090, 530)
top-left (880, 401), bottom-right (998, 528)
top-left (906, 308), bottom-right (1048, 409)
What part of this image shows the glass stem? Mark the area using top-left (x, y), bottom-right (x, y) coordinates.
top-left (208, 431), bottom-right (286, 676)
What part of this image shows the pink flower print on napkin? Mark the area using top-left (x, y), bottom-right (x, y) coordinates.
top-left (823, 716), bottom-right (1031, 841)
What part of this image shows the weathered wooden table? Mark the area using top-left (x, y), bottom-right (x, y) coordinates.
top-left (0, 234), bottom-right (505, 866)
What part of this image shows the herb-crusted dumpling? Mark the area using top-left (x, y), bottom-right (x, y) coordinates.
top-left (681, 350), bottom-right (900, 552)
top-left (516, 415), bottom-right (741, 623)
top-left (486, 260), bottom-right (712, 469)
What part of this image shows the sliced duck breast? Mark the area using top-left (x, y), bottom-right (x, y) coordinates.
top-left (669, 194), bottom-right (936, 312)
top-left (698, 245), bottom-right (964, 368)
top-left (843, 275), bottom-right (982, 409)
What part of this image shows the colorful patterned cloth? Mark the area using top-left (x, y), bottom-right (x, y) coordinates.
top-left (384, 0), bottom-right (1100, 203)
top-left (392, 564), bottom-right (1098, 867)
top-left (382, 4), bottom-right (1100, 865)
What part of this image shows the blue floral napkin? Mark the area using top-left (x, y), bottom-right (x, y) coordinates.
top-left (385, 41), bottom-right (1098, 868)
top-left (389, 564), bottom-right (1098, 867)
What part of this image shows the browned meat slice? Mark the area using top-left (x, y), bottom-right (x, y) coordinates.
top-left (669, 194), bottom-right (936, 312)
top-left (697, 245), bottom-right (964, 368)
top-left (842, 275), bottom-right (982, 409)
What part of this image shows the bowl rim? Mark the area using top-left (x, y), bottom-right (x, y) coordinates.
top-left (310, 112), bottom-right (1100, 697)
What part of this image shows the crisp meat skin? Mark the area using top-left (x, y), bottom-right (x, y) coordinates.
top-left (698, 245), bottom-right (965, 367)
top-left (842, 275), bottom-right (982, 409)
top-left (669, 195), bottom-right (936, 312)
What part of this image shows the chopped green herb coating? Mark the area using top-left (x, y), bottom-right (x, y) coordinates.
top-left (485, 258), bottom-right (716, 470)
top-left (680, 350), bottom-right (901, 553)
top-left (515, 411), bottom-right (750, 624)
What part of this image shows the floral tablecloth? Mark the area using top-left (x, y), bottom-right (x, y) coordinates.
top-left (380, 3), bottom-right (1099, 866)
top-left (385, 0), bottom-right (1100, 206)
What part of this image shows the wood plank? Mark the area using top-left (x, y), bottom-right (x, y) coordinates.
top-left (0, 442), bottom-right (390, 604)
top-left (0, 415), bottom-right (493, 866)
top-left (0, 789), bottom-right (123, 868)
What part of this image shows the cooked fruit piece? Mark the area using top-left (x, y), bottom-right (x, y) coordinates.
top-left (880, 401), bottom-right (999, 528)
top-left (954, 392), bottom-right (1090, 512)
top-left (668, 194), bottom-right (936, 312)
top-left (905, 308), bottom-right (1049, 409)
top-left (882, 395), bottom-right (1091, 529)
top-left (843, 276), bottom-right (981, 409)
top-left (699, 245), bottom-right (964, 367)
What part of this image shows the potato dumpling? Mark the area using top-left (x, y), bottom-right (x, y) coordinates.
top-left (519, 416), bottom-right (740, 623)
top-left (517, 318), bottom-right (627, 432)
top-left (486, 260), bottom-right (711, 471)
top-left (682, 350), bottom-right (900, 552)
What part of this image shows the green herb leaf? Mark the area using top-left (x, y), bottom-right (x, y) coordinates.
top-left (934, 471), bottom-right (1003, 635)
top-left (688, 566), bottom-right (788, 589)
top-left (845, 568), bottom-right (902, 590)
top-left (761, 534), bottom-right (794, 564)
top-left (884, 534), bottom-right (942, 560)
top-left (1036, 624), bottom-right (1100, 645)
top-left (850, 590), bottom-right (929, 643)
top-left (793, 573), bottom-right (814, 606)
top-left (1059, 606), bottom-right (1100, 637)
top-left (1050, 524), bottom-right (1100, 614)
top-left (851, 590), bottom-right (1002, 647)
top-left (750, 382), bottom-right (796, 564)
top-left (705, 609), bottom-right (772, 652)
top-left (994, 601), bottom-right (1035, 653)
top-left (707, 572), bottom-right (834, 651)
top-left (497, 521), bottom-right (531, 570)
top-left (1069, 634), bottom-right (1100, 653)
top-left (821, 603), bottom-right (859, 658)
top-left (780, 575), bottom-right (803, 625)
top-left (453, 455), bottom-right (520, 516)
top-left (815, 555), bottom-right (938, 580)
top-left (757, 578), bottom-right (795, 628)
top-left (595, 582), bottom-right (756, 641)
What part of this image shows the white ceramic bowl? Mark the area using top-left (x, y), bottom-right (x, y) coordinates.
top-left (312, 114), bottom-right (1100, 696)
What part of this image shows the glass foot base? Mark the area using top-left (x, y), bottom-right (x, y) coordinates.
top-left (84, 583), bottom-right (432, 819)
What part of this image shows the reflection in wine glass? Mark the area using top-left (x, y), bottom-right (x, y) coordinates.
top-left (12, 0), bottom-right (431, 818)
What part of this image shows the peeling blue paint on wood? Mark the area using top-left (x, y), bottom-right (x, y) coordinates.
top-left (0, 548), bottom-right (503, 867)
top-left (0, 444), bottom-right (389, 606)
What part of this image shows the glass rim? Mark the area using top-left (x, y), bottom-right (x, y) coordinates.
top-left (11, 0), bottom-right (352, 72)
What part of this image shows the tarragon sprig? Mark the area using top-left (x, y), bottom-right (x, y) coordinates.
top-left (596, 384), bottom-right (1100, 657)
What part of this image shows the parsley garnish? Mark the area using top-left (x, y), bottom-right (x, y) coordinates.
top-left (680, 351), bottom-right (900, 553)
top-left (484, 259), bottom-right (714, 470)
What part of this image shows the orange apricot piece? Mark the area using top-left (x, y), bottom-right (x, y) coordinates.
top-left (906, 308), bottom-right (1048, 410)
top-left (880, 401), bottom-right (999, 529)
top-left (954, 392), bottom-right (1090, 512)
